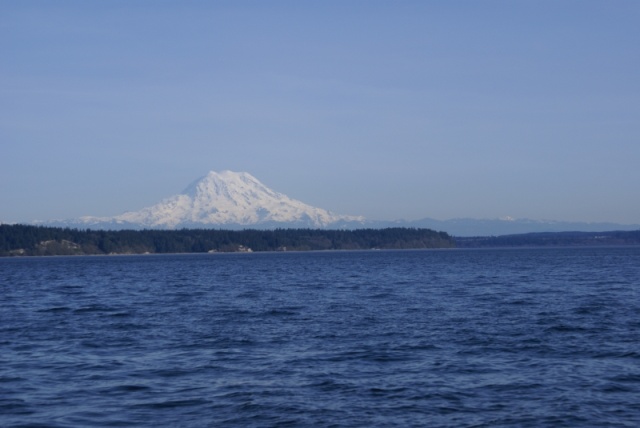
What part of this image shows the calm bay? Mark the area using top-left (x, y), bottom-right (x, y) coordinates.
top-left (1, 247), bottom-right (639, 427)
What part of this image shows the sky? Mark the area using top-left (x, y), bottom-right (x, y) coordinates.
top-left (2, 1), bottom-right (639, 224)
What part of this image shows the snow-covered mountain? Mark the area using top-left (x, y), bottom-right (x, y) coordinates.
top-left (38, 170), bottom-right (640, 235)
top-left (61, 170), bottom-right (365, 230)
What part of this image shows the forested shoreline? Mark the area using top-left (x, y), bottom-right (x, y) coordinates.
top-left (4, 224), bottom-right (639, 257)
top-left (0, 225), bottom-right (454, 256)
top-left (455, 230), bottom-right (640, 247)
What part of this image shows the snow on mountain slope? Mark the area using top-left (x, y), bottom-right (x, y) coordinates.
top-left (79, 171), bottom-right (365, 229)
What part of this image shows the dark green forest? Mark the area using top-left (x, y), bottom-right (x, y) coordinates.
top-left (455, 230), bottom-right (640, 247)
top-left (0, 225), bottom-right (455, 256)
top-left (5, 224), bottom-right (638, 257)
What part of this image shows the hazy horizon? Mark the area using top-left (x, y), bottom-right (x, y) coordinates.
top-left (3, 169), bottom-right (640, 228)
top-left (2, 1), bottom-right (639, 224)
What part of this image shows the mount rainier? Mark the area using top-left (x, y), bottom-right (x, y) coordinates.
top-left (38, 170), bottom-right (640, 235)
top-left (57, 171), bottom-right (366, 230)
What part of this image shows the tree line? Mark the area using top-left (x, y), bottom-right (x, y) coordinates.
top-left (0, 224), bottom-right (455, 256)
top-left (455, 230), bottom-right (640, 247)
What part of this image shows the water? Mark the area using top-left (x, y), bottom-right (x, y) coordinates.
top-left (1, 247), bottom-right (639, 427)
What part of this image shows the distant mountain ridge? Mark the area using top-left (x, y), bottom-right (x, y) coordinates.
top-left (39, 170), bottom-right (639, 235)
top-left (373, 217), bottom-right (640, 237)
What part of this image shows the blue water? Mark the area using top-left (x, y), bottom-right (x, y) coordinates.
top-left (1, 247), bottom-right (639, 427)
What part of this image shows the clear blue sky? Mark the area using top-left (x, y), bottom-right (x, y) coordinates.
top-left (2, 1), bottom-right (639, 224)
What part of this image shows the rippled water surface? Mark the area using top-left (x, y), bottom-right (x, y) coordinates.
top-left (1, 247), bottom-right (639, 427)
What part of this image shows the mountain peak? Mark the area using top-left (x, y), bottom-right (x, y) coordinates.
top-left (94, 170), bottom-right (366, 229)
top-left (182, 170), bottom-right (281, 201)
